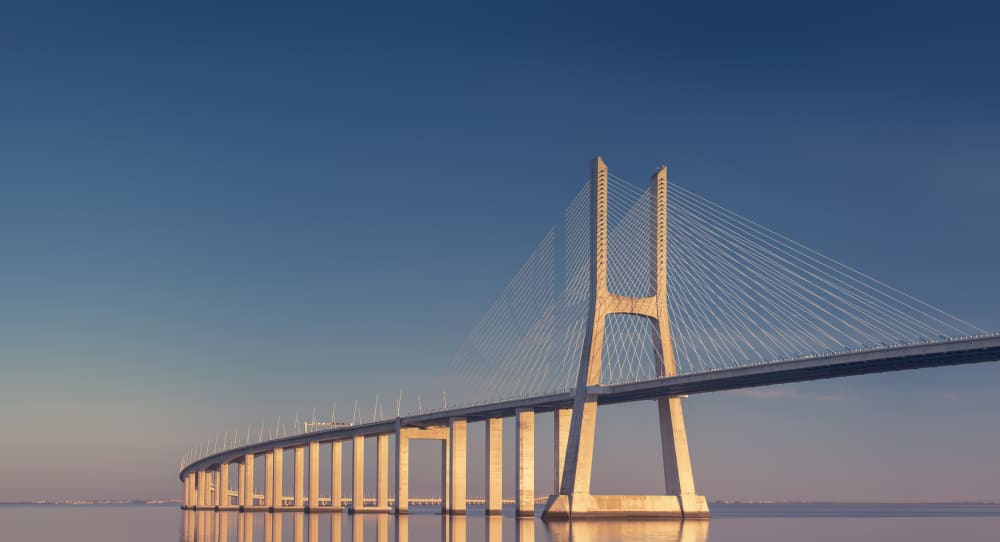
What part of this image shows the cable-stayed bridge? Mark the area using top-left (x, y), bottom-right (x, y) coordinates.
top-left (179, 157), bottom-right (998, 520)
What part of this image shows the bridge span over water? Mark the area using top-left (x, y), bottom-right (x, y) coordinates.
top-left (179, 157), bottom-right (998, 520)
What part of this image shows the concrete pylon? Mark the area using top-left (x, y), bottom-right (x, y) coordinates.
top-left (542, 157), bottom-right (709, 519)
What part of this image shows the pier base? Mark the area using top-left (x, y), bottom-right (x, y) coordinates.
top-left (348, 506), bottom-right (393, 514)
top-left (541, 493), bottom-right (708, 519)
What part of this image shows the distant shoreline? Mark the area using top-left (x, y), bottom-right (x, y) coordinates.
top-left (0, 500), bottom-right (180, 506)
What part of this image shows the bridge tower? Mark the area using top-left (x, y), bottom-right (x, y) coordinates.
top-left (542, 156), bottom-right (710, 519)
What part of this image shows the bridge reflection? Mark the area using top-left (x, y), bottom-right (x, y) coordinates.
top-left (182, 510), bottom-right (710, 542)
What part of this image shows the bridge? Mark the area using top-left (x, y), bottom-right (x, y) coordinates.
top-left (178, 156), bottom-right (997, 520)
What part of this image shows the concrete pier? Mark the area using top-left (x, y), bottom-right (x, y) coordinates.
top-left (658, 396), bottom-right (709, 517)
top-left (485, 418), bottom-right (503, 515)
top-left (273, 447), bottom-right (284, 509)
top-left (292, 446), bottom-right (305, 509)
top-left (264, 451), bottom-right (274, 508)
top-left (218, 463), bottom-right (229, 507)
top-left (393, 425), bottom-right (449, 515)
top-left (448, 418), bottom-right (467, 514)
top-left (330, 440), bottom-right (343, 510)
top-left (183, 473), bottom-right (192, 508)
top-left (308, 441), bottom-right (320, 510)
top-left (351, 435), bottom-right (363, 512)
top-left (394, 427), bottom-right (410, 514)
top-left (554, 408), bottom-right (570, 494)
top-left (377, 434), bottom-right (390, 510)
top-left (238, 461), bottom-right (246, 508)
top-left (195, 470), bottom-right (208, 509)
top-left (515, 408), bottom-right (535, 516)
top-left (441, 432), bottom-right (450, 515)
top-left (245, 453), bottom-right (255, 508)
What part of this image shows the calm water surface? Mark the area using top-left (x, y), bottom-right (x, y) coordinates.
top-left (2, 504), bottom-right (999, 541)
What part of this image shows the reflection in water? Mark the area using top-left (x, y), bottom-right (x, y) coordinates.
top-left (272, 513), bottom-right (282, 542)
top-left (395, 514), bottom-right (408, 542)
top-left (517, 517), bottom-right (535, 542)
top-left (486, 515), bottom-right (502, 542)
top-left (10, 503), bottom-right (1000, 542)
top-left (331, 514), bottom-right (342, 542)
top-left (182, 510), bottom-right (710, 542)
top-left (308, 514), bottom-right (318, 542)
top-left (547, 519), bottom-right (709, 542)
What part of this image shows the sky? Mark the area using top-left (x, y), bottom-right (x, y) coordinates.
top-left (1, 1), bottom-right (999, 502)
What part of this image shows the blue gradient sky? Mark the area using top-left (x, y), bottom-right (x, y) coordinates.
top-left (2, 1), bottom-right (999, 502)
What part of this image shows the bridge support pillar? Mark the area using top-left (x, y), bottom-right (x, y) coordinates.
top-left (441, 434), bottom-right (450, 514)
top-left (196, 470), bottom-right (206, 508)
top-left (274, 447), bottom-right (285, 509)
top-left (330, 440), bottom-right (343, 509)
top-left (293, 446), bottom-right (305, 509)
top-left (394, 427), bottom-right (410, 514)
top-left (244, 453), bottom-right (255, 508)
top-left (448, 418), bottom-right (467, 514)
top-left (393, 425), bottom-right (448, 514)
top-left (658, 396), bottom-right (710, 517)
top-left (351, 435), bottom-right (364, 512)
top-left (204, 470), bottom-right (212, 509)
top-left (183, 473), bottom-right (193, 508)
top-left (485, 418), bottom-right (503, 515)
top-left (264, 451), bottom-right (274, 508)
top-left (218, 463), bottom-right (229, 508)
top-left (349, 434), bottom-right (391, 513)
top-left (205, 470), bottom-right (214, 508)
top-left (308, 441), bottom-right (320, 510)
top-left (377, 433), bottom-right (390, 510)
top-left (515, 408), bottom-right (535, 516)
top-left (553, 408), bottom-right (570, 494)
top-left (238, 461), bottom-right (246, 509)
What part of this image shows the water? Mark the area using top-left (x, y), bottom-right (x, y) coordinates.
top-left (2, 504), bottom-right (999, 541)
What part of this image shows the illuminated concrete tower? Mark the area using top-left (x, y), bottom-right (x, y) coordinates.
top-left (542, 156), bottom-right (710, 519)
